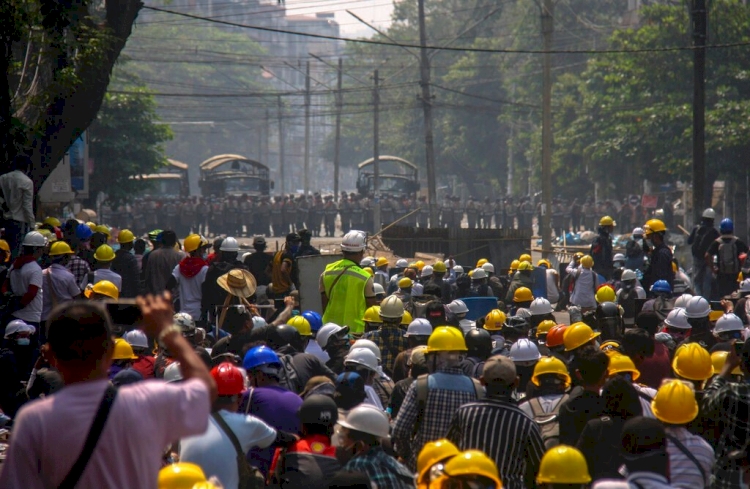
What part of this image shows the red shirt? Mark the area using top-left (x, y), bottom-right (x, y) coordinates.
top-left (638, 341), bottom-right (672, 389)
top-left (132, 355), bottom-right (155, 378)
top-left (269, 434), bottom-right (339, 487)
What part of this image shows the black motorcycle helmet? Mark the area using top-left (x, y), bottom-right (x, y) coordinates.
top-left (464, 329), bottom-right (493, 359)
top-left (503, 316), bottom-right (529, 341)
top-left (267, 324), bottom-right (304, 352)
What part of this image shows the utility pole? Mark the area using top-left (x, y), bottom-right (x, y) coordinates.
top-left (507, 84), bottom-right (516, 196)
top-left (417, 0), bottom-right (438, 227)
top-left (277, 95), bottom-right (285, 195)
top-left (373, 69), bottom-right (381, 231)
top-left (334, 57), bottom-right (343, 200)
top-left (264, 108), bottom-right (269, 166)
top-left (691, 0), bottom-right (707, 224)
top-left (304, 60), bottom-right (311, 196)
top-left (540, 0), bottom-right (554, 257)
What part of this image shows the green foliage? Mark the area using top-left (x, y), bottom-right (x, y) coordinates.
top-left (88, 89), bottom-right (173, 205)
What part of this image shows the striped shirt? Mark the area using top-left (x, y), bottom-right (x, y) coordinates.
top-left (664, 426), bottom-right (714, 488)
top-left (446, 397), bottom-right (545, 489)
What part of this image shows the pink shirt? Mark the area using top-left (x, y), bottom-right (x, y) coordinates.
top-left (0, 378), bottom-right (210, 489)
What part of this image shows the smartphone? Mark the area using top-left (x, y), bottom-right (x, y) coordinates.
top-left (102, 299), bottom-right (143, 334)
top-left (735, 341), bottom-right (745, 355)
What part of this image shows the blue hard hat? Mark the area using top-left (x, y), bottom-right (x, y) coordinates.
top-left (650, 280), bottom-right (672, 294)
top-left (75, 223), bottom-right (93, 240)
top-left (302, 310), bottom-right (323, 333)
top-left (720, 218), bottom-right (734, 234)
top-left (243, 345), bottom-right (281, 371)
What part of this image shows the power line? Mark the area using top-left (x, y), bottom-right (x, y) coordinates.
top-left (144, 5), bottom-right (750, 54)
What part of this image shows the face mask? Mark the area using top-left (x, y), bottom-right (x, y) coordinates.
top-left (335, 443), bottom-right (359, 465)
top-left (16, 338), bottom-right (30, 346)
top-left (289, 244), bottom-right (300, 254)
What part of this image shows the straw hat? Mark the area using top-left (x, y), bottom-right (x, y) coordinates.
top-left (217, 269), bottom-right (257, 298)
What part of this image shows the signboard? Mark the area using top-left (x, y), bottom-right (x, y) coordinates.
top-left (297, 253), bottom-right (342, 313)
top-left (38, 131), bottom-right (89, 203)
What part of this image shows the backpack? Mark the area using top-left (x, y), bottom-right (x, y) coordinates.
top-left (619, 287), bottom-right (637, 319)
top-left (528, 393), bottom-right (570, 449)
top-left (718, 237), bottom-right (740, 275)
top-left (278, 354), bottom-right (303, 394)
top-left (413, 373), bottom-right (484, 436)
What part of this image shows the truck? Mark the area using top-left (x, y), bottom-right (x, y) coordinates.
top-left (356, 155), bottom-right (419, 196)
top-left (130, 158), bottom-right (190, 198)
top-left (199, 154), bottom-right (272, 197)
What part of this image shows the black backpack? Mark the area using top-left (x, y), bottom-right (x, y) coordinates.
top-left (619, 287), bottom-right (637, 319)
top-left (717, 237), bottom-right (740, 275)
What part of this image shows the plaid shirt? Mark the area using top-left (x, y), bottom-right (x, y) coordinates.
top-left (702, 376), bottom-right (750, 489)
top-left (66, 255), bottom-right (90, 288)
top-left (392, 367), bottom-right (481, 471)
top-left (362, 325), bottom-right (409, 376)
top-left (342, 446), bottom-right (414, 489)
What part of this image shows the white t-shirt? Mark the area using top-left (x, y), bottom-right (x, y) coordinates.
top-left (10, 260), bottom-right (43, 323)
top-left (42, 264), bottom-right (81, 320)
top-left (94, 269), bottom-right (122, 291)
top-left (305, 339), bottom-right (330, 363)
top-left (545, 269), bottom-right (560, 303)
top-left (180, 410), bottom-right (277, 489)
top-left (363, 385), bottom-right (384, 410)
top-left (172, 264), bottom-right (208, 320)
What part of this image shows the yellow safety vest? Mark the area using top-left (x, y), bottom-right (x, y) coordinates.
top-left (321, 258), bottom-right (370, 333)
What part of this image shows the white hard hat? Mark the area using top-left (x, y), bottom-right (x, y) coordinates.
top-left (350, 339), bottom-right (381, 360)
top-left (632, 227), bottom-right (644, 236)
top-left (664, 308), bottom-right (691, 329)
top-left (344, 347), bottom-right (379, 372)
top-left (674, 294), bottom-right (694, 310)
top-left (373, 282), bottom-right (385, 295)
top-left (714, 313), bottom-right (744, 334)
top-left (123, 330), bottom-right (149, 349)
top-left (379, 295), bottom-right (405, 319)
top-left (740, 279), bottom-right (750, 293)
top-left (220, 236), bottom-right (240, 252)
top-left (404, 318), bottom-right (432, 337)
top-left (684, 296), bottom-right (711, 319)
top-left (621, 269), bottom-right (637, 281)
top-left (21, 231), bottom-right (47, 248)
top-left (164, 362), bottom-right (183, 383)
top-left (341, 230), bottom-right (367, 252)
top-left (453, 265), bottom-right (464, 274)
top-left (613, 253), bottom-right (626, 263)
top-left (317, 323), bottom-right (348, 349)
top-left (481, 262), bottom-right (495, 273)
top-left (471, 268), bottom-right (487, 279)
top-left (360, 257), bottom-right (373, 267)
top-left (4, 319), bottom-right (35, 338)
top-left (396, 259), bottom-right (408, 268)
top-left (509, 338), bottom-right (541, 363)
top-left (529, 298), bottom-right (554, 316)
top-left (515, 308), bottom-right (531, 319)
top-left (173, 312), bottom-right (196, 333)
top-left (252, 316), bottom-right (268, 329)
top-left (421, 265), bottom-right (433, 277)
top-left (338, 404), bottom-right (390, 438)
top-left (702, 208), bottom-right (716, 219)
top-left (448, 299), bottom-right (469, 314)
top-left (412, 283), bottom-right (424, 295)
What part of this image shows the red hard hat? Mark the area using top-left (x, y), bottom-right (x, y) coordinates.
top-left (211, 362), bottom-right (245, 396)
top-left (545, 324), bottom-right (568, 348)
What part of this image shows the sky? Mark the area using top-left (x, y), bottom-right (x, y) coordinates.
top-left (282, 0), bottom-right (395, 36)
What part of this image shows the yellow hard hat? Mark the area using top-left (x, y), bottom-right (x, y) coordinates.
top-left (401, 310), bottom-right (413, 326)
top-left (158, 463), bottom-right (207, 489)
top-left (443, 450), bottom-right (502, 488)
top-left (476, 258), bottom-right (489, 268)
top-left (94, 244), bottom-right (115, 262)
top-left (513, 287), bottom-right (533, 303)
top-left (537, 259), bottom-right (551, 268)
top-left (287, 316), bottom-right (312, 337)
top-left (595, 285), bottom-right (616, 304)
top-left (519, 254), bottom-right (532, 263)
top-left (117, 229), bottom-right (135, 244)
top-left (600, 340), bottom-right (623, 356)
top-left (509, 260), bottom-right (520, 272)
top-left (536, 320), bottom-right (557, 337)
top-left (112, 338), bottom-right (138, 360)
top-left (599, 216), bottom-right (615, 227)
top-left (484, 309), bottom-right (507, 331)
top-left (415, 260), bottom-right (425, 271)
top-left (0, 240), bottom-right (9, 262)
top-left (651, 379), bottom-right (699, 425)
top-left (532, 356), bottom-right (571, 388)
top-left (468, 270), bottom-right (474, 277)
top-left (363, 305), bottom-right (383, 324)
top-left (43, 217), bottom-right (61, 227)
top-left (607, 354), bottom-right (640, 381)
top-left (417, 439), bottom-right (460, 482)
top-left (49, 241), bottom-right (74, 256)
top-left (580, 255), bottom-right (594, 269)
top-left (191, 483), bottom-right (219, 489)
top-left (427, 326), bottom-right (468, 353)
top-left (376, 257), bottom-right (389, 268)
top-left (672, 343), bottom-right (713, 381)
top-left (183, 234), bottom-right (204, 253)
top-left (86, 221), bottom-right (97, 230)
top-left (711, 350), bottom-right (743, 376)
top-left (644, 218), bottom-right (667, 235)
top-left (398, 277), bottom-right (413, 289)
top-left (537, 445), bottom-right (592, 484)
top-left (84, 280), bottom-right (120, 300)
top-left (563, 322), bottom-right (600, 351)
top-left (364, 268), bottom-right (374, 277)
top-left (93, 224), bottom-right (111, 237)
top-left (709, 310), bottom-right (724, 322)
top-left (518, 261), bottom-right (534, 272)
top-left (433, 261), bottom-right (447, 273)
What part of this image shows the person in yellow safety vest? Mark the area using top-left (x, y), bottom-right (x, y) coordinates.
top-left (320, 230), bottom-right (378, 334)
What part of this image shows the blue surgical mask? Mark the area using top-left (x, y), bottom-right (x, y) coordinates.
top-left (16, 338), bottom-right (30, 346)
top-left (290, 244), bottom-right (300, 253)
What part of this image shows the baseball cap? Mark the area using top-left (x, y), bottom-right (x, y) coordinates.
top-left (253, 236), bottom-right (266, 245)
top-left (286, 232), bottom-right (301, 243)
top-left (481, 355), bottom-right (517, 385)
top-left (408, 345), bottom-right (429, 367)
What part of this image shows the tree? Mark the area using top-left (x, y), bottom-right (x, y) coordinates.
top-left (2, 0), bottom-right (142, 191)
top-left (88, 88), bottom-right (173, 205)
